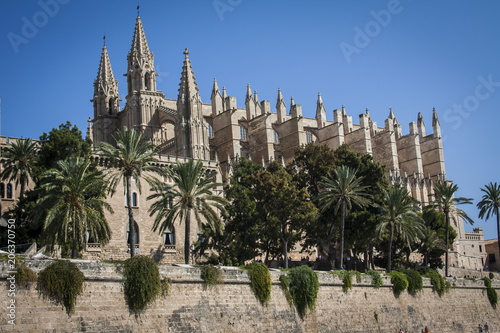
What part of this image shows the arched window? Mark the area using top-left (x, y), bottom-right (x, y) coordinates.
top-left (306, 131), bottom-right (313, 144)
top-left (127, 221), bottom-right (140, 245)
top-left (108, 98), bottom-right (114, 115)
top-left (208, 123), bottom-right (214, 138)
top-left (0, 183), bottom-right (4, 199)
top-left (6, 184), bottom-right (12, 199)
top-left (163, 227), bottom-right (175, 246)
top-left (145, 72), bottom-right (151, 90)
top-left (273, 130), bottom-right (279, 144)
top-left (132, 192), bottom-right (138, 207)
top-left (240, 126), bottom-right (247, 141)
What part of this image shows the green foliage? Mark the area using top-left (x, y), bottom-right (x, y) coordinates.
top-left (388, 271), bottom-right (408, 295)
top-left (201, 265), bottom-right (224, 286)
top-left (418, 208), bottom-right (454, 269)
top-left (245, 262), bottom-right (272, 304)
top-left (350, 270), bottom-right (362, 283)
top-left (486, 286), bottom-right (498, 309)
top-left (37, 260), bottom-right (85, 315)
top-left (123, 256), bottom-right (161, 312)
top-left (161, 277), bottom-right (172, 297)
top-left (425, 270), bottom-right (446, 296)
top-left (15, 262), bottom-right (37, 289)
top-left (404, 269), bottom-right (423, 294)
top-left (288, 265), bottom-right (319, 317)
top-left (484, 277), bottom-right (492, 288)
top-left (343, 271), bottom-right (353, 292)
top-left (279, 274), bottom-right (293, 307)
top-left (489, 272), bottom-right (495, 280)
top-left (366, 270), bottom-right (383, 287)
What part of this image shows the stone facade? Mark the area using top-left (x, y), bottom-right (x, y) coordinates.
top-left (84, 14), bottom-right (487, 270)
top-left (1, 260), bottom-right (499, 332)
top-left (485, 239), bottom-right (500, 272)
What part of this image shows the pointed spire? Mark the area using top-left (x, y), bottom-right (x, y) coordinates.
top-left (211, 78), bottom-right (220, 96)
top-left (388, 108), bottom-right (395, 119)
top-left (178, 48), bottom-right (200, 102)
top-left (222, 86), bottom-right (227, 99)
top-left (276, 88), bottom-right (284, 107)
top-left (96, 44), bottom-right (118, 93)
top-left (432, 108), bottom-right (440, 126)
top-left (316, 93), bottom-right (326, 129)
top-left (342, 105), bottom-right (346, 116)
top-left (254, 91), bottom-right (259, 104)
top-left (86, 117), bottom-right (93, 141)
top-left (290, 96), bottom-right (295, 106)
top-left (276, 88), bottom-right (286, 124)
top-left (366, 108), bottom-right (370, 118)
top-left (246, 84), bottom-right (253, 101)
top-left (317, 92), bottom-right (324, 106)
top-left (130, 15), bottom-right (151, 62)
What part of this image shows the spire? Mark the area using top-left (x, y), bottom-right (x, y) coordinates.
top-left (95, 44), bottom-right (118, 95)
top-left (178, 48), bottom-right (200, 102)
top-left (388, 108), bottom-right (395, 120)
top-left (130, 15), bottom-right (151, 62)
top-left (246, 84), bottom-right (253, 101)
top-left (254, 90), bottom-right (259, 104)
top-left (417, 112), bottom-right (426, 137)
top-left (276, 88), bottom-right (286, 124)
top-left (212, 78), bottom-right (220, 96)
top-left (211, 78), bottom-right (223, 116)
top-left (276, 88), bottom-right (284, 107)
top-left (432, 108), bottom-right (440, 126)
top-left (316, 92), bottom-right (326, 129)
top-left (222, 86), bottom-right (227, 99)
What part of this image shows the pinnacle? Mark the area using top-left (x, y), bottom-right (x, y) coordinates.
top-left (212, 78), bottom-right (220, 96)
top-left (178, 48), bottom-right (200, 101)
top-left (317, 92), bottom-right (323, 105)
top-left (96, 45), bottom-right (118, 93)
top-left (130, 15), bottom-right (151, 59)
top-left (276, 88), bottom-right (285, 107)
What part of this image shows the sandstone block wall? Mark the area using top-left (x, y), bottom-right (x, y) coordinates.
top-left (1, 260), bottom-right (498, 333)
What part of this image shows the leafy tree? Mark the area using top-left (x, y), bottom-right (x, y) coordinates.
top-left (99, 127), bottom-right (159, 257)
top-left (0, 138), bottom-right (38, 200)
top-left (477, 182), bottom-right (500, 263)
top-left (375, 185), bottom-right (424, 272)
top-left (148, 159), bottom-right (227, 264)
top-left (418, 226), bottom-right (445, 267)
top-left (36, 121), bottom-right (92, 177)
top-left (318, 165), bottom-right (371, 269)
top-left (418, 208), bottom-right (455, 268)
top-left (431, 182), bottom-right (473, 276)
top-left (251, 161), bottom-right (317, 268)
top-left (34, 157), bottom-right (112, 258)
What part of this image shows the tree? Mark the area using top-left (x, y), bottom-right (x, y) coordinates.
top-left (251, 161), bottom-right (317, 268)
top-left (431, 182), bottom-right (473, 276)
top-left (375, 185), bottom-right (424, 272)
top-left (419, 226), bottom-right (445, 267)
top-left (148, 159), bottom-right (227, 264)
top-left (318, 165), bottom-right (371, 269)
top-left (418, 208), bottom-right (455, 269)
top-left (0, 138), bottom-right (38, 200)
top-left (34, 157), bottom-right (112, 259)
top-left (99, 127), bottom-right (159, 257)
top-left (477, 182), bottom-right (500, 264)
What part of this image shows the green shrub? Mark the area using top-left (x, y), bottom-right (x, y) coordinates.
top-left (389, 271), bottom-right (408, 295)
top-left (489, 272), bottom-right (495, 280)
top-left (366, 270), bottom-right (383, 287)
top-left (15, 263), bottom-right (37, 289)
top-left (161, 277), bottom-right (172, 297)
top-left (404, 269), bottom-right (423, 295)
top-left (123, 256), bottom-right (161, 313)
top-left (487, 286), bottom-right (498, 309)
top-left (279, 274), bottom-right (293, 307)
top-left (343, 271), bottom-right (353, 292)
top-left (245, 262), bottom-right (271, 304)
top-left (350, 270), bottom-right (362, 283)
top-left (288, 265), bottom-right (319, 317)
top-left (37, 260), bottom-right (85, 316)
top-left (484, 277), bottom-right (492, 289)
top-left (201, 265), bottom-right (224, 286)
top-left (425, 270), bottom-right (446, 296)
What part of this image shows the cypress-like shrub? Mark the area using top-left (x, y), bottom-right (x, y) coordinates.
top-left (404, 269), bottom-right (423, 295)
top-left (366, 270), bottom-right (383, 287)
top-left (37, 260), bottom-right (85, 315)
top-left (288, 265), bottom-right (319, 317)
top-left (15, 262), bottom-right (37, 289)
top-left (123, 256), bottom-right (161, 312)
top-left (245, 262), bottom-right (271, 304)
top-left (201, 264), bottom-right (224, 286)
top-left (389, 271), bottom-right (408, 295)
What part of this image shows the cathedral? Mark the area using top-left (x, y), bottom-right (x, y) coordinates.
top-left (78, 13), bottom-right (486, 269)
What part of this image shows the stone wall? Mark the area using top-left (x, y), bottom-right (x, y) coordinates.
top-left (1, 260), bottom-right (499, 333)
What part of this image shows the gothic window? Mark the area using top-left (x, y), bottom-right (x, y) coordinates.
top-left (6, 184), bottom-right (12, 199)
top-left (108, 98), bottom-right (114, 115)
top-left (132, 192), bottom-right (138, 207)
top-left (273, 130), bottom-right (279, 144)
top-left (127, 222), bottom-right (140, 245)
top-left (306, 131), bottom-right (313, 144)
top-left (145, 72), bottom-right (151, 90)
top-left (0, 183), bottom-right (4, 198)
top-left (208, 123), bottom-right (214, 138)
top-left (240, 126), bottom-right (247, 141)
top-left (163, 227), bottom-right (175, 246)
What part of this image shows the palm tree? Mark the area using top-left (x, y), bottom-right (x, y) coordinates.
top-left (99, 127), bottom-right (159, 257)
top-left (375, 186), bottom-right (424, 272)
top-left (35, 157), bottom-right (112, 259)
top-left (477, 182), bottom-right (500, 265)
top-left (0, 138), bottom-right (38, 200)
top-left (148, 159), bottom-right (227, 264)
top-left (318, 165), bottom-right (371, 269)
top-left (431, 181), bottom-right (473, 276)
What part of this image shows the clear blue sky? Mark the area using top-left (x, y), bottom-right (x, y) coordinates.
top-left (1, 0), bottom-right (499, 239)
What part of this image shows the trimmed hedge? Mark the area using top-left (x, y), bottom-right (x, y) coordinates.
top-left (288, 265), bottom-right (319, 317)
top-left (123, 256), bottom-right (161, 313)
top-left (389, 271), bottom-right (408, 295)
top-left (201, 264), bottom-right (224, 286)
top-left (37, 260), bottom-right (85, 316)
top-left (245, 262), bottom-right (271, 304)
top-left (404, 269), bottom-right (423, 295)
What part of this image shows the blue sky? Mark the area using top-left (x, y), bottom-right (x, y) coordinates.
top-left (1, 0), bottom-right (499, 239)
